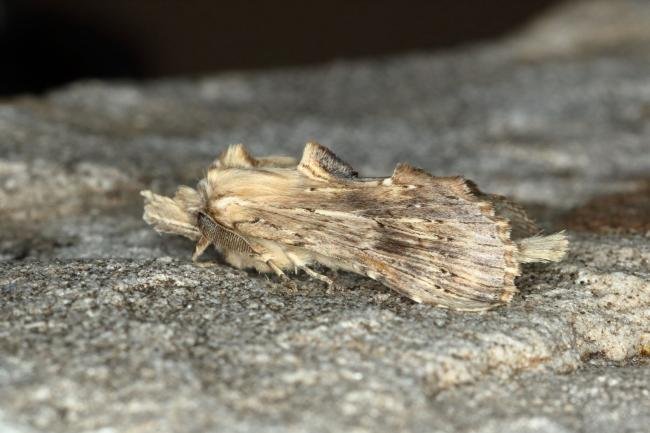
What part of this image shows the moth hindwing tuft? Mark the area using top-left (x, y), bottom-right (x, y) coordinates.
top-left (298, 142), bottom-right (358, 180)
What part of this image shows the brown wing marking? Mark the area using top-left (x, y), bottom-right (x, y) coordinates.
top-left (391, 163), bottom-right (477, 200)
top-left (390, 165), bottom-right (521, 303)
top-left (484, 194), bottom-right (540, 239)
top-left (461, 178), bottom-right (540, 238)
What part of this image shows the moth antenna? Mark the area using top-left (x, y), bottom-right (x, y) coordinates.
top-left (515, 231), bottom-right (569, 264)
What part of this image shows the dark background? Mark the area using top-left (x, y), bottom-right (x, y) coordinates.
top-left (0, 0), bottom-right (561, 96)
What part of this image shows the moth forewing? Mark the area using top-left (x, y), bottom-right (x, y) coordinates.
top-left (141, 142), bottom-right (568, 311)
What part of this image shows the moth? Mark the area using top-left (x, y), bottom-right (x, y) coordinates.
top-left (141, 142), bottom-right (568, 311)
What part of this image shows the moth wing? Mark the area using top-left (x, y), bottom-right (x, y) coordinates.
top-left (227, 164), bottom-right (519, 311)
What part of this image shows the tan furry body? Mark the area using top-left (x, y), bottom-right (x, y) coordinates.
top-left (142, 142), bottom-right (568, 311)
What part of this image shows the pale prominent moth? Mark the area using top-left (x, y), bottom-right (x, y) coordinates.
top-left (141, 142), bottom-right (568, 311)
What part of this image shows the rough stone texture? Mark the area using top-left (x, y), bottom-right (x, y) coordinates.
top-left (1, 1), bottom-right (649, 432)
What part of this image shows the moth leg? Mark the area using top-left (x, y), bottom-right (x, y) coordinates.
top-left (299, 266), bottom-right (342, 290)
top-left (191, 234), bottom-right (214, 266)
top-left (266, 259), bottom-right (286, 278)
top-left (266, 259), bottom-right (297, 291)
top-left (299, 265), bottom-right (333, 284)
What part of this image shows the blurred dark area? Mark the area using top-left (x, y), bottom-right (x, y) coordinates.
top-left (0, 0), bottom-right (561, 96)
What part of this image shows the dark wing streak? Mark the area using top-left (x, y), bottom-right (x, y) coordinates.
top-left (483, 193), bottom-right (541, 238)
top-left (350, 244), bottom-right (503, 307)
top-left (360, 246), bottom-right (503, 303)
top-left (365, 234), bottom-right (508, 297)
top-left (263, 194), bottom-right (489, 220)
top-left (372, 239), bottom-right (509, 287)
top-left (377, 223), bottom-right (507, 260)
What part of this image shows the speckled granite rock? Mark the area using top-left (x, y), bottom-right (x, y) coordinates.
top-left (1, 1), bottom-right (649, 432)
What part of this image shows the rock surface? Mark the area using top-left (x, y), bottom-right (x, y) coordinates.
top-left (1, 1), bottom-right (649, 432)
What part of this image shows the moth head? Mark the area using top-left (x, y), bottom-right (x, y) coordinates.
top-left (171, 184), bottom-right (209, 226)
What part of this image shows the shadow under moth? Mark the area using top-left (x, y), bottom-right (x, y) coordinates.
top-left (141, 142), bottom-right (568, 311)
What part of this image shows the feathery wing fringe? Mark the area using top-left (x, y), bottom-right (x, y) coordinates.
top-left (516, 231), bottom-right (568, 263)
